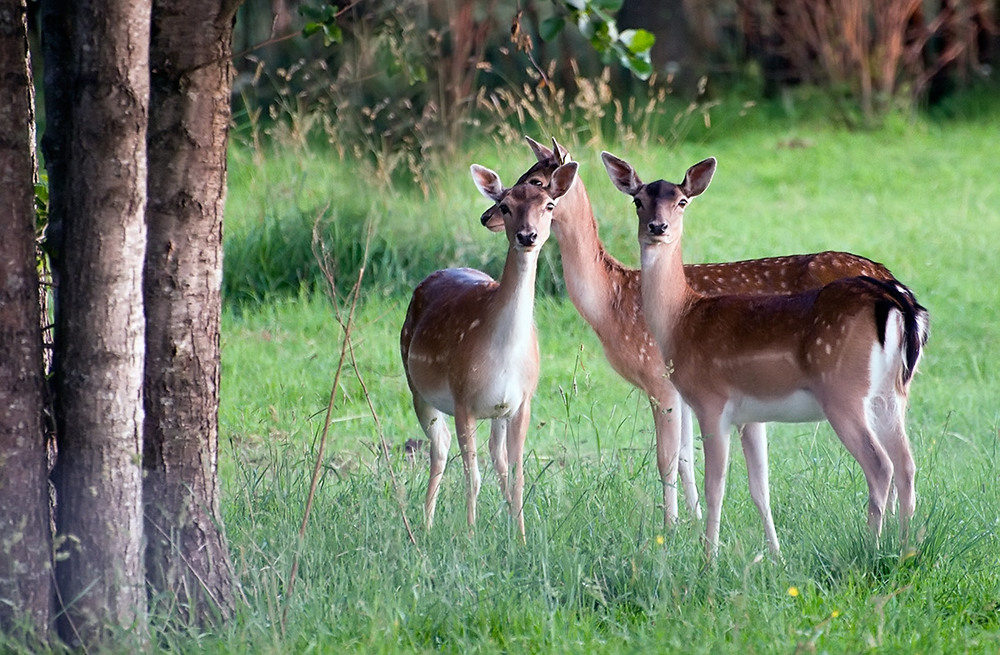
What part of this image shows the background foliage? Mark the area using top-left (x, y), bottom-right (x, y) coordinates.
top-left (223, 0), bottom-right (997, 305)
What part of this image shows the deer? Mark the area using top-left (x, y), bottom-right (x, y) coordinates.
top-left (602, 150), bottom-right (927, 557)
top-left (400, 160), bottom-right (579, 541)
top-left (480, 137), bottom-right (923, 551)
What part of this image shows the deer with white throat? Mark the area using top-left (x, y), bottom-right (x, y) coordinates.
top-left (481, 137), bottom-right (925, 547)
top-left (602, 150), bottom-right (926, 556)
top-left (401, 160), bottom-right (579, 540)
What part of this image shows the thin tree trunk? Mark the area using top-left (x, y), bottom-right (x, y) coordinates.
top-left (143, 0), bottom-right (243, 626)
top-left (47, 0), bottom-right (151, 647)
top-left (0, 0), bottom-right (53, 642)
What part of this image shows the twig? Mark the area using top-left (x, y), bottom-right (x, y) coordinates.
top-left (282, 210), bottom-right (419, 632)
top-left (315, 220), bottom-right (419, 549)
top-left (341, 291), bottom-right (420, 549)
top-left (280, 204), bottom-right (361, 632)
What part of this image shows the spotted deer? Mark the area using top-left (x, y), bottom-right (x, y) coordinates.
top-left (400, 160), bottom-right (579, 540)
top-left (481, 137), bottom-right (919, 547)
top-left (602, 150), bottom-right (926, 556)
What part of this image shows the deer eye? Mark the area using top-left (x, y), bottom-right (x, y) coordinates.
top-left (545, 202), bottom-right (556, 211)
top-left (500, 204), bottom-right (511, 215)
top-left (678, 198), bottom-right (689, 208)
top-left (633, 198), bottom-right (643, 209)
top-left (529, 178), bottom-right (543, 186)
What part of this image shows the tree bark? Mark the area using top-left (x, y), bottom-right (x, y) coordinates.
top-left (143, 0), bottom-right (243, 626)
top-left (0, 0), bottom-right (53, 642)
top-left (46, 0), bottom-right (151, 646)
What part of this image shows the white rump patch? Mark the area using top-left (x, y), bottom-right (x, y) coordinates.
top-left (867, 308), bottom-right (904, 396)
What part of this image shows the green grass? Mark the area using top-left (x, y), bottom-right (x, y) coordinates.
top-left (207, 107), bottom-right (1000, 652)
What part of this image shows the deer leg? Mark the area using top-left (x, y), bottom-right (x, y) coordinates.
top-left (871, 392), bottom-right (916, 541)
top-left (454, 408), bottom-right (482, 529)
top-left (738, 422), bottom-right (779, 554)
top-left (697, 410), bottom-right (732, 560)
top-left (824, 402), bottom-right (894, 540)
top-left (651, 393), bottom-right (680, 527)
top-left (488, 418), bottom-right (511, 504)
top-left (680, 401), bottom-right (702, 520)
top-left (507, 401), bottom-right (531, 542)
top-left (417, 398), bottom-right (452, 530)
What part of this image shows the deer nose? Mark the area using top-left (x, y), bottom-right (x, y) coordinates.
top-left (516, 231), bottom-right (538, 247)
top-left (648, 222), bottom-right (668, 236)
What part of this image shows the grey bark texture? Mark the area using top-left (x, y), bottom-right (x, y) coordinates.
top-left (142, 0), bottom-right (243, 625)
top-left (0, 0), bottom-right (54, 642)
top-left (46, 0), bottom-right (152, 647)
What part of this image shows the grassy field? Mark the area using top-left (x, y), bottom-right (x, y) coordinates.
top-left (209, 107), bottom-right (1000, 652)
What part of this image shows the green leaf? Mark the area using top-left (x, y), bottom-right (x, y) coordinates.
top-left (300, 3), bottom-right (340, 44)
top-left (620, 28), bottom-right (655, 55)
top-left (626, 56), bottom-right (652, 79)
top-left (591, 19), bottom-right (612, 48)
top-left (320, 4), bottom-right (337, 21)
top-left (34, 183), bottom-right (48, 204)
top-left (614, 42), bottom-right (652, 80)
top-left (299, 3), bottom-right (338, 20)
top-left (540, 16), bottom-right (566, 42)
top-left (321, 23), bottom-right (343, 46)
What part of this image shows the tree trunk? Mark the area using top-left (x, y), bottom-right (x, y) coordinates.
top-left (143, 0), bottom-right (243, 626)
top-left (46, 0), bottom-right (151, 647)
top-left (0, 0), bottom-right (53, 642)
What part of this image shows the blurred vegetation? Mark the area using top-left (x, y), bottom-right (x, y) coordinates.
top-left (223, 0), bottom-right (999, 307)
top-left (232, 0), bottom-right (998, 137)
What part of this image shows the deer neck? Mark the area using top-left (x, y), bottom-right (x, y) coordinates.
top-left (491, 246), bottom-right (541, 344)
top-left (639, 236), bottom-right (693, 362)
top-left (549, 180), bottom-right (620, 324)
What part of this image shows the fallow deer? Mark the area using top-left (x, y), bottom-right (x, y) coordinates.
top-left (400, 160), bottom-right (579, 540)
top-left (481, 137), bottom-right (922, 548)
top-left (602, 150), bottom-right (926, 556)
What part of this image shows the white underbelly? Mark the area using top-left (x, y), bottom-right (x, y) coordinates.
top-left (421, 372), bottom-right (526, 420)
top-left (728, 389), bottom-right (825, 424)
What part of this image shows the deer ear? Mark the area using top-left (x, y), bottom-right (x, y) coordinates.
top-left (471, 164), bottom-right (504, 202)
top-left (681, 157), bottom-right (717, 198)
top-left (480, 204), bottom-right (506, 232)
top-left (524, 136), bottom-right (554, 163)
top-left (548, 162), bottom-right (579, 200)
top-left (601, 151), bottom-right (642, 196)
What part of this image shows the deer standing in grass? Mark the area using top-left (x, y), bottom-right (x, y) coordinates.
top-left (400, 160), bottom-right (579, 540)
top-left (602, 150), bottom-right (926, 556)
top-left (482, 138), bottom-right (921, 551)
